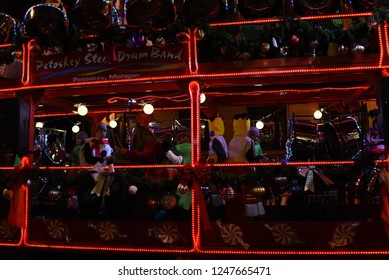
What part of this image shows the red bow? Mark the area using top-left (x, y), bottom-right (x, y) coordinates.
top-left (7, 157), bottom-right (30, 228)
top-left (180, 162), bottom-right (211, 230)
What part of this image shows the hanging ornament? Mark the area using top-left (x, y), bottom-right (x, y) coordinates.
top-left (128, 185), bottom-right (138, 195)
top-left (217, 220), bottom-right (250, 249)
top-left (147, 199), bottom-right (160, 209)
top-left (280, 45), bottom-right (289, 57)
top-left (2, 188), bottom-right (13, 201)
top-left (368, 18), bottom-right (378, 30)
top-left (132, 34), bottom-right (147, 48)
top-left (176, 32), bottom-right (190, 44)
top-left (289, 34), bottom-right (300, 45)
top-left (177, 183), bottom-right (190, 195)
top-left (160, 194), bottom-right (177, 210)
top-left (195, 29), bottom-right (206, 40)
top-left (155, 37), bottom-right (166, 48)
top-left (337, 44), bottom-right (349, 56)
top-left (148, 223), bottom-right (184, 244)
top-left (222, 186), bottom-right (237, 200)
top-left (260, 42), bottom-right (271, 53)
top-left (352, 44), bottom-right (365, 56)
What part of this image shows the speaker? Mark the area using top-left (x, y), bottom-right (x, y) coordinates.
top-left (0, 97), bottom-right (30, 153)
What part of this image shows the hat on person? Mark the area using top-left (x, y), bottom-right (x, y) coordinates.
top-left (249, 126), bottom-right (260, 137)
top-left (233, 113), bottom-right (250, 137)
top-left (96, 122), bottom-right (107, 132)
top-left (76, 131), bottom-right (88, 141)
top-left (208, 116), bottom-right (225, 136)
top-left (134, 113), bottom-right (154, 128)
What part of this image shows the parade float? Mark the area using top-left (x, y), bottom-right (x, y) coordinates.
top-left (0, 0), bottom-right (389, 256)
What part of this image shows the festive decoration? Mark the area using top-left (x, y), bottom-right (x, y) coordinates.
top-left (43, 218), bottom-right (70, 242)
top-left (264, 223), bottom-right (303, 246)
top-left (0, 220), bottom-right (17, 239)
top-left (328, 222), bottom-right (359, 248)
top-left (128, 185), bottom-right (138, 195)
top-left (177, 183), bottom-right (190, 195)
top-left (179, 162), bottom-right (212, 230)
top-left (2, 188), bottom-right (12, 201)
top-left (160, 194), bottom-right (177, 210)
top-left (89, 221), bottom-right (127, 241)
top-left (48, 187), bottom-right (62, 201)
top-left (337, 44), bottom-right (349, 55)
top-left (249, 186), bottom-right (266, 199)
top-left (217, 220), bottom-right (250, 249)
top-left (148, 223), bottom-right (184, 244)
top-left (352, 44), bottom-right (365, 55)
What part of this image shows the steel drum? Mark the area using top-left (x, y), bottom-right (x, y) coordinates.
top-left (70, 0), bottom-right (119, 35)
top-left (125, 0), bottom-right (175, 27)
top-left (24, 3), bottom-right (68, 39)
top-left (238, 0), bottom-right (283, 19)
top-left (321, 117), bottom-right (362, 160)
top-left (0, 13), bottom-right (21, 44)
top-left (293, 0), bottom-right (340, 15)
top-left (289, 120), bottom-right (319, 161)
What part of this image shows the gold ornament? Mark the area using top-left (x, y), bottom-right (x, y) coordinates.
top-left (160, 194), bottom-right (177, 210)
top-left (2, 189), bottom-right (13, 201)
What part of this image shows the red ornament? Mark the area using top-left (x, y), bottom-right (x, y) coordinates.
top-left (147, 199), bottom-right (160, 209)
top-left (160, 194), bottom-right (177, 210)
top-left (177, 183), bottom-right (190, 195)
top-left (290, 34), bottom-right (300, 45)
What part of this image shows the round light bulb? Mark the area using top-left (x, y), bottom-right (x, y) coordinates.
top-left (72, 125), bottom-right (80, 133)
top-left (200, 93), bottom-right (206, 103)
top-left (35, 122), bottom-right (44, 128)
top-left (256, 120), bottom-right (264, 130)
top-left (109, 119), bottom-right (117, 128)
top-left (313, 110), bottom-right (323, 120)
top-left (143, 103), bottom-right (154, 115)
top-left (77, 105), bottom-right (88, 116)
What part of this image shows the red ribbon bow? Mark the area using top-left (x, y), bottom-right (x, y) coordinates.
top-left (7, 157), bottom-right (30, 228)
top-left (180, 162), bottom-right (212, 231)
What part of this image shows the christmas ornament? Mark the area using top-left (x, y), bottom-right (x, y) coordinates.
top-left (0, 220), bottom-right (17, 239)
top-left (264, 223), bottom-right (303, 246)
top-left (337, 44), bottom-right (349, 56)
top-left (290, 34), bottom-right (300, 45)
top-left (160, 194), bottom-right (177, 210)
top-left (217, 220), bottom-right (249, 249)
top-left (177, 183), bottom-right (190, 195)
top-left (155, 37), bottom-right (166, 48)
top-left (147, 199), bottom-right (160, 209)
top-left (148, 223), bottom-right (184, 244)
top-left (2, 188), bottom-right (13, 201)
top-left (128, 185), bottom-right (138, 195)
top-left (176, 32), bottom-right (190, 44)
top-left (89, 221), bottom-right (127, 242)
top-left (260, 42), bottom-right (271, 53)
top-left (328, 222), bottom-right (359, 249)
top-left (352, 44), bottom-right (365, 56)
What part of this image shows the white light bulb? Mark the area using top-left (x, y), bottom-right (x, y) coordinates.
top-left (313, 110), bottom-right (323, 120)
top-left (35, 122), bottom-right (44, 128)
top-left (77, 105), bottom-right (88, 116)
top-left (143, 103), bottom-right (154, 115)
top-left (109, 119), bottom-right (117, 128)
top-left (72, 125), bottom-right (80, 133)
top-left (200, 93), bottom-right (206, 103)
top-left (256, 120), bottom-right (264, 130)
